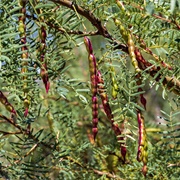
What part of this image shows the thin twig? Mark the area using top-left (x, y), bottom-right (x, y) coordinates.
top-left (0, 114), bottom-right (54, 150)
top-left (129, 2), bottom-right (180, 30)
top-left (51, 0), bottom-right (112, 38)
top-left (34, 0), bottom-right (180, 94)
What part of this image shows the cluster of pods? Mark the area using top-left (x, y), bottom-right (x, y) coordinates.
top-left (84, 36), bottom-right (126, 162)
top-left (0, 1), bottom-right (51, 118)
top-left (19, 0), bottom-right (30, 117)
top-left (114, 7), bottom-right (148, 174)
top-left (85, 9), bottom-right (149, 175)
top-left (18, 0), bottom-right (50, 117)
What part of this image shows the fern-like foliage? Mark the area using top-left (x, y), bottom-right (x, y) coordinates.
top-left (0, 0), bottom-right (179, 179)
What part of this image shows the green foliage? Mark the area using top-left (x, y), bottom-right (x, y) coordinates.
top-left (0, 0), bottom-right (179, 179)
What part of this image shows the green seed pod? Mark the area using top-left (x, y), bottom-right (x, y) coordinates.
top-left (0, 91), bottom-right (16, 115)
top-left (109, 67), bottom-right (118, 99)
top-left (18, 21), bottom-right (25, 34)
top-left (39, 26), bottom-right (50, 93)
top-left (143, 154), bottom-right (148, 165)
top-left (112, 87), bottom-right (118, 99)
top-left (114, 19), bottom-right (128, 42)
top-left (142, 165), bottom-right (147, 177)
top-left (116, 0), bottom-right (130, 17)
top-left (127, 34), bottom-right (141, 73)
top-left (137, 110), bottom-right (148, 176)
top-left (97, 70), bottom-right (126, 162)
top-left (19, 0), bottom-right (27, 7)
top-left (84, 36), bottom-right (99, 141)
top-left (19, 0), bottom-right (31, 116)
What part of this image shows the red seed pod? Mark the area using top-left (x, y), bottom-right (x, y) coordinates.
top-left (39, 26), bottom-right (50, 93)
top-left (140, 93), bottom-right (147, 110)
top-left (41, 66), bottom-right (50, 93)
top-left (138, 38), bottom-right (172, 70)
top-left (0, 91), bottom-right (16, 115)
top-left (137, 110), bottom-right (148, 176)
top-left (142, 164), bottom-right (147, 177)
top-left (92, 127), bottom-right (98, 140)
top-left (121, 145), bottom-right (127, 162)
top-left (84, 36), bottom-right (93, 54)
top-left (92, 95), bottom-right (98, 140)
top-left (84, 37), bottom-right (99, 141)
top-left (97, 70), bottom-right (126, 162)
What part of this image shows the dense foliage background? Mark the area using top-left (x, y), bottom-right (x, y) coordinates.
top-left (0, 0), bottom-right (179, 179)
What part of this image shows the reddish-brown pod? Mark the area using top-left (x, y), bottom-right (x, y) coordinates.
top-left (137, 110), bottom-right (148, 176)
top-left (84, 37), bottom-right (98, 141)
top-left (97, 70), bottom-right (126, 162)
top-left (39, 26), bottom-right (50, 93)
top-left (0, 91), bottom-right (16, 115)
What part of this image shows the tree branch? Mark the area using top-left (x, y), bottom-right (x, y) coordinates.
top-left (0, 114), bottom-right (54, 150)
top-left (50, 0), bottom-right (112, 38)
top-left (48, 0), bottom-right (180, 95)
top-left (128, 2), bottom-right (180, 30)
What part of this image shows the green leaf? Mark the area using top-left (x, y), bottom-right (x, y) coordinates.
top-left (35, 3), bottom-right (55, 9)
top-left (146, 2), bottom-right (155, 15)
top-left (0, 55), bottom-right (11, 63)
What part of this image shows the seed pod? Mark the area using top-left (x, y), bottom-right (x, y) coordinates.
top-left (134, 47), bottom-right (154, 71)
top-left (142, 165), bottom-right (147, 177)
top-left (0, 91), bottom-right (16, 115)
top-left (114, 19), bottom-right (128, 42)
top-left (109, 67), bottom-right (118, 99)
top-left (116, 0), bottom-right (130, 17)
top-left (127, 34), bottom-right (141, 73)
top-left (84, 36), bottom-right (93, 54)
top-left (97, 70), bottom-right (126, 162)
top-left (136, 74), bottom-right (147, 110)
top-left (138, 38), bottom-right (172, 70)
top-left (19, 0), bottom-right (30, 116)
top-left (24, 98), bottom-right (30, 117)
top-left (92, 95), bottom-right (98, 141)
top-left (114, 19), bottom-right (141, 73)
top-left (39, 26), bottom-right (50, 93)
top-left (137, 110), bottom-right (148, 177)
top-left (47, 111), bottom-right (55, 133)
top-left (84, 37), bottom-right (98, 141)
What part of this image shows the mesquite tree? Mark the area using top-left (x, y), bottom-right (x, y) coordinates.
top-left (0, 0), bottom-right (179, 179)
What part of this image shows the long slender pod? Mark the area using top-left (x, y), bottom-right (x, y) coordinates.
top-left (137, 110), bottom-right (148, 177)
top-left (136, 74), bottom-right (148, 176)
top-left (114, 19), bottom-right (140, 73)
top-left (127, 34), bottom-right (141, 73)
top-left (39, 25), bottom-right (50, 93)
top-left (84, 37), bottom-right (98, 140)
top-left (114, 5), bottom-right (148, 175)
top-left (0, 91), bottom-right (16, 115)
top-left (97, 70), bottom-right (126, 162)
top-left (19, 0), bottom-right (30, 116)
top-left (109, 67), bottom-right (119, 99)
